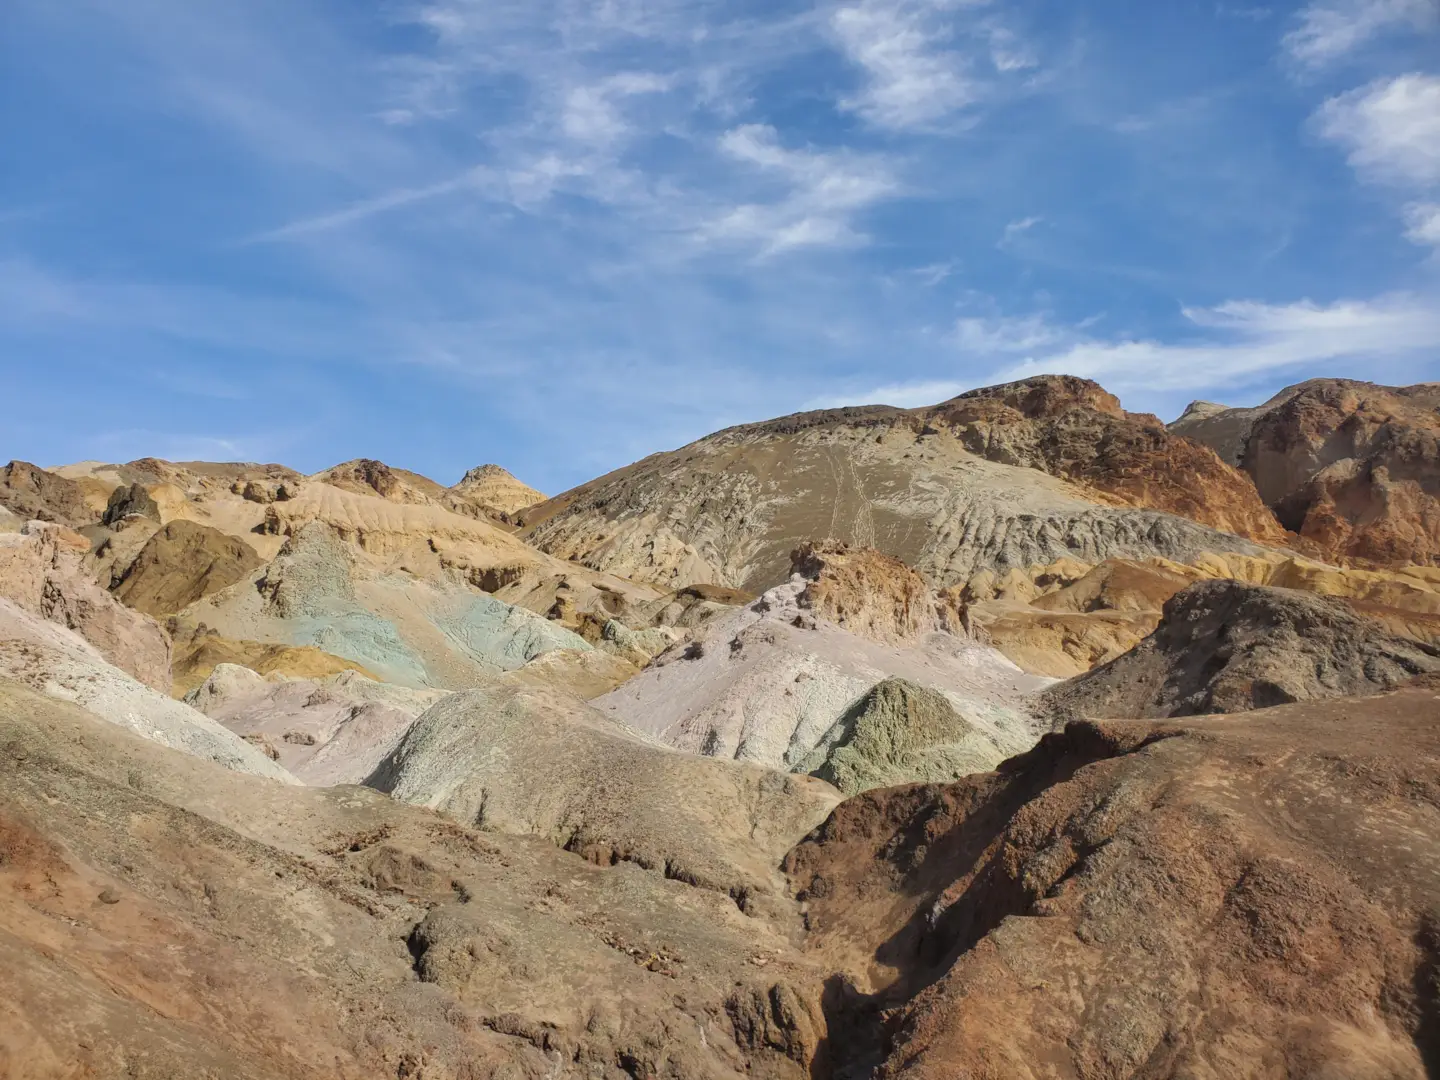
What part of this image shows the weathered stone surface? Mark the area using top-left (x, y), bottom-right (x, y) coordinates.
top-left (520, 381), bottom-right (1270, 593)
top-left (796, 678), bottom-right (1009, 795)
top-left (0, 522), bottom-right (171, 691)
top-left (110, 519), bottom-right (264, 617)
top-left (0, 461), bottom-right (95, 528)
top-left (0, 679), bottom-right (827, 1080)
top-left (1174, 378), bottom-right (1440, 567)
top-left (101, 482), bottom-right (161, 526)
top-left (792, 541), bottom-right (959, 645)
top-left (366, 682), bottom-right (841, 907)
top-left (924, 375), bottom-right (1289, 544)
top-left (1036, 578), bottom-right (1440, 724)
top-left (785, 681), bottom-right (1440, 1078)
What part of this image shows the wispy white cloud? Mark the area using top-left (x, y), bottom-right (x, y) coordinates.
top-left (818, 290), bottom-right (1440, 409)
top-left (911, 260), bottom-right (958, 285)
top-left (1283, 0), bottom-right (1437, 70)
top-left (995, 293), bottom-right (1440, 391)
top-left (954, 310), bottom-right (1066, 352)
top-left (701, 124), bottom-right (902, 254)
top-left (249, 168), bottom-right (493, 241)
top-left (1404, 202), bottom-right (1440, 246)
top-left (561, 72), bottom-right (672, 145)
top-left (998, 215), bottom-right (1043, 248)
top-left (1315, 73), bottom-right (1440, 186)
top-left (830, 0), bottom-right (1016, 130)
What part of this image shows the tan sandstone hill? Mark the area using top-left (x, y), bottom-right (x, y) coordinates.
top-left (447, 463), bottom-right (546, 520)
top-left (517, 376), bottom-right (1278, 594)
top-left (1171, 378), bottom-right (1440, 567)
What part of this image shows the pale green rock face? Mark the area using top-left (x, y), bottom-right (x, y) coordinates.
top-left (797, 677), bottom-right (1028, 795)
top-left (180, 520), bottom-right (590, 690)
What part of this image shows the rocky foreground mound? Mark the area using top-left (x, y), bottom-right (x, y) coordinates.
top-left (785, 681), bottom-right (1440, 1077)
top-left (0, 680), bottom-right (831, 1080)
top-left (366, 683), bottom-right (841, 907)
top-left (1037, 578), bottom-right (1440, 724)
top-left (6, 671), bottom-right (1440, 1077)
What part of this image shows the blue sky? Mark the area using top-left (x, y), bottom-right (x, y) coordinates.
top-left (2, 0), bottom-right (1438, 493)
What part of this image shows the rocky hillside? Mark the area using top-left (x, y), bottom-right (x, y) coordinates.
top-left (519, 376), bottom-right (1277, 593)
top-left (4, 367), bottom-right (1440, 1079)
top-left (1037, 578), bottom-right (1440, 723)
top-left (785, 680), bottom-right (1440, 1077)
top-left (0, 681), bottom-right (835, 1079)
top-left (1171, 378), bottom-right (1440, 567)
top-left (6, 665), bottom-right (1440, 1076)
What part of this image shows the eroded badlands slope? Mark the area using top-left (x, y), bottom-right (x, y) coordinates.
top-left (518, 376), bottom-right (1280, 593)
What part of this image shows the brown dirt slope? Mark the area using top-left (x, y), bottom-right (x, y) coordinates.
top-left (110, 519), bottom-right (264, 617)
top-left (0, 461), bottom-right (95, 528)
top-left (0, 678), bottom-right (830, 1080)
top-left (1037, 578), bottom-right (1440, 724)
top-left (784, 681), bottom-right (1440, 1078)
top-left (1173, 378), bottom-right (1440, 567)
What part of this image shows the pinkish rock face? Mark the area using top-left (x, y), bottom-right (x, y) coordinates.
top-left (0, 523), bottom-right (171, 691)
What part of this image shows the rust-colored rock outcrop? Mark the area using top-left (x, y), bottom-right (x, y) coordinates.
top-left (785, 681), bottom-right (1440, 1078)
top-left (1243, 380), bottom-right (1440, 567)
top-left (921, 376), bottom-right (1290, 545)
top-left (791, 540), bottom-right (959, 645)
